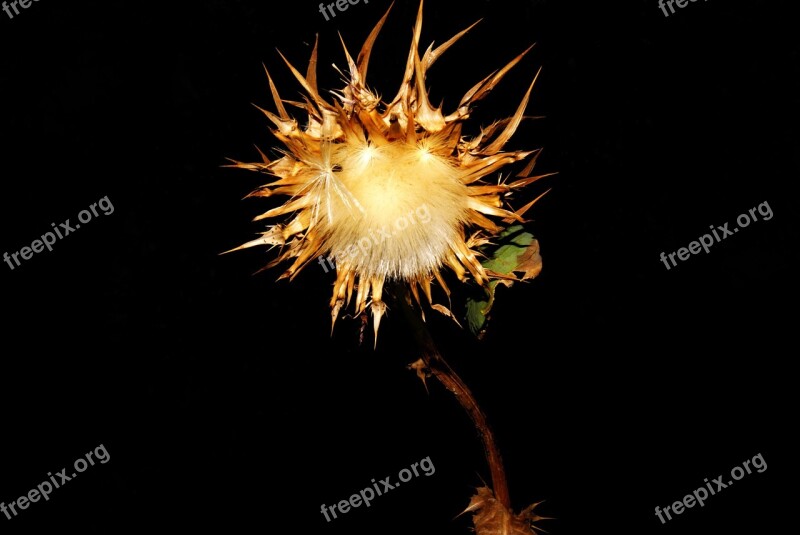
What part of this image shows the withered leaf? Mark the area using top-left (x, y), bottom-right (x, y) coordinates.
top-left (464, 486), bottom-right (550, 535)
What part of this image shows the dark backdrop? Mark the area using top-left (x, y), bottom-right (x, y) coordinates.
top-left (1, 0), bottom-right (796, 533)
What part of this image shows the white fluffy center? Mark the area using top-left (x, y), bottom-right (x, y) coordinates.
top-left (317, 141), bottom-right (468, 280)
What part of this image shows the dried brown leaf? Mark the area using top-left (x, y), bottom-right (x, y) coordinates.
top-left (465, 486), bottom-right (550, 535)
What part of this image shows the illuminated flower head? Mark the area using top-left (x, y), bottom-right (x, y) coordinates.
top-left (228, 1), bottom-right (549, 343)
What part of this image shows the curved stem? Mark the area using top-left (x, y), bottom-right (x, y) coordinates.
top-left (396, 288), bottom-right (511, 509)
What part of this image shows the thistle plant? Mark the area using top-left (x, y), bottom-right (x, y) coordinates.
top-left (227, 2), bottom-right (553, 533)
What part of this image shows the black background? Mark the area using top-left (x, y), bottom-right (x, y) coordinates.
top-left (1, 0), bottom-right (796, 533)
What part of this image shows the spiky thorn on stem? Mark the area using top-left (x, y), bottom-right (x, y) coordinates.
top-left (396, 284), bottom-right (511, 509)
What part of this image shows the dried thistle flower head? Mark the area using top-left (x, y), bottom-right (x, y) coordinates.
top-left (227, 1), bottom-right (550, 343)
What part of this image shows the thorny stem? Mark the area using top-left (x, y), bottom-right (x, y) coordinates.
top-left (395, 287), bottom-right (511, 510)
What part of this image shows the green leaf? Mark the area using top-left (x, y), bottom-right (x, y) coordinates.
top-left (465, 225), bottom-right (542, 338)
